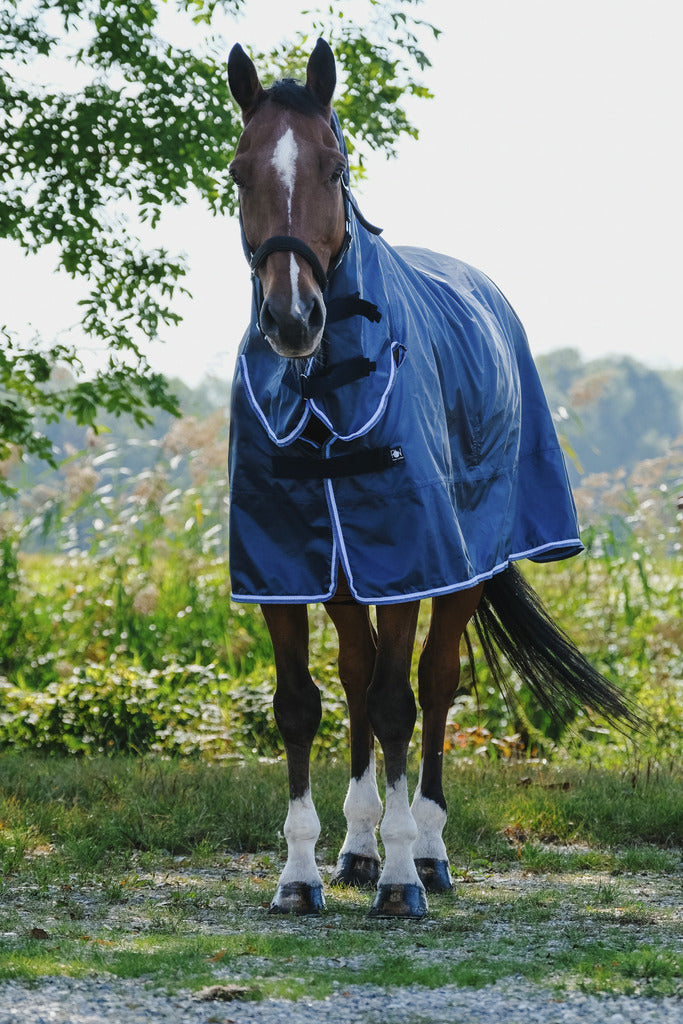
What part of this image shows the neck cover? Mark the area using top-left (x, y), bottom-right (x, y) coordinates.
top-left (228, 116), bottom-right (582, 604)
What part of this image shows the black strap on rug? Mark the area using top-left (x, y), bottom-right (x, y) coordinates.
top-left (272, 445), bottom-right (405, 480)
top-left (299, 357), bottom-right (377, 399)
top-left (326, 292), bottom-right (382, 325)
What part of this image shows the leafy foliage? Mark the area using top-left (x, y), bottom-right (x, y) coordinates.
top-left (0, 0), bottom-right (438, 484)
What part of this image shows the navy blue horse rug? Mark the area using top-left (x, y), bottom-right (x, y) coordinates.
top-left (228, 130), bottom-right (581, 605)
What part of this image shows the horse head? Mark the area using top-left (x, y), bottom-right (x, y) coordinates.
top-left (228, 39), bottom-right (347, 359)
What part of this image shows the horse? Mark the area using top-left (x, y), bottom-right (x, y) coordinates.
top-left (226, 38), bottom-right (639, 919)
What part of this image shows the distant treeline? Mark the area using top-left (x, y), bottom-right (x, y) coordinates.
top-left (536, 349), bottom-right (683, 484)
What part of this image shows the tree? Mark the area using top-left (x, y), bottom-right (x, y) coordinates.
top-left (0, 0), bottom-right (437, 490)
top-left (536, 350), bottom-right (682, 483)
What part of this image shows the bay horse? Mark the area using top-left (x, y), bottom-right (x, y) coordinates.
top-left (226, 39), bottom-right (639, 918)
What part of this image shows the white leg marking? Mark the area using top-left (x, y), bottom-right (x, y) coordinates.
top-left (339, 758), bottom-right (383, 860)
top-left (378, 775), bottom-right (423, 887)
top-left (411, 784), bottom-right (449, 861)
top-left (277, 789), bottom-right (322, 887)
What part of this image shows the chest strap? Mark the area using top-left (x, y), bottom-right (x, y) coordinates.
top-left (299, 357), bottom-right (377, 399)
top-left (272, 445), bottom-right (405, 480)
top-left (326, 292), bottom-right (382, 325)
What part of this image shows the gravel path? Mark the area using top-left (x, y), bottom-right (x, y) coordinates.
top-left (0, 977), bottom-right (681, 1024)
top-left (2, 858), bottom-right (679, 1022)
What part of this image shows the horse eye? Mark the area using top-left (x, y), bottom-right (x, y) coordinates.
top-left (229, 166), bottom-right (246, 188)
top-left (330, 167), bottom-right (344, 184)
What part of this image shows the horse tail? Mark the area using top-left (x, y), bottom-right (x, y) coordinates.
top-left (473, 564), bottom-right (643, 730)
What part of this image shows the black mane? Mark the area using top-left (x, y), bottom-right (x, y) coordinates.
top-left (267, 79), bottom-right (327, 116)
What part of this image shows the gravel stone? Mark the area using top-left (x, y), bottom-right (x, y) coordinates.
top-left (0, 978), bottom-right (681, 1024)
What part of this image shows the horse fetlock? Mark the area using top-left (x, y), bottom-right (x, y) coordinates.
top-left (342, 763), bottom-right (383, 838)
top-left (277, 792), bottom-right (323, 894)
top-left (283, 793), bottom-right (321, 843)
top-left (410, 789), bottom-right (448, 862)
top-left (377, 777), bottom-right (422, 889)
top-left (334, 766), bottom-right (382, 885)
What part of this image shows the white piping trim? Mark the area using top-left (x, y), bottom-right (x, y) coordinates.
top-left (230, 537), bottom-right (584, 605)
top-left (308, 341), bottom-right (401, 442)
top-left (239, 354), bottom-right (310, 446)
top-left (324, 474), bottom-right (362, 600)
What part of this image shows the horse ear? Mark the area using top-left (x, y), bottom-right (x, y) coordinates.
top-left (228, 43), bottom-right (265, 122)
top-left (306, 38), bottom-right (336, 110)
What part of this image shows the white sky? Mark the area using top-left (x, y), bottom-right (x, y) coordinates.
top-left (1, 0), bottom-right (681, 386)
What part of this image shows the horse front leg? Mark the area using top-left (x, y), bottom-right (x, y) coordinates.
top-left (366, 601), bottom-right (425, 919)
top-left (325, 591), bottom-right (382, 888)
top-left (261, 604), bottom-right (324, 915)
top-left (412, 585), bottom-right (483, 892)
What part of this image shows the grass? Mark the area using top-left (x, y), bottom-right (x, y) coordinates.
top-left (0, 439), bottom-right (681, 1004)
top-left (0, 755), bottom-right (680, 1000)
top-left (0, 755), bottom-right (681, 877)
top-left (0, 864), bottom-right (679, 999)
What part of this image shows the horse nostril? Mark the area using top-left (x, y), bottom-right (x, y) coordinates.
top-left (260, 291), bottom-right (326, 356)
top-left (308, 296), bottom-right (325, 335)
top-left (260, 298), bottom-right (278, 340)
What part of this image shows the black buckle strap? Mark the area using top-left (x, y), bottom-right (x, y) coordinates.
top-left (300, 357), bottom-right (377, 400)
top-left (272, 445), bottom-right (405, 480)
top-left (326, 292), bottom-right (382, 325)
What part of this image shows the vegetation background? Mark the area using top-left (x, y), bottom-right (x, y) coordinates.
top-left (0, 348), bottom-right (681, 766)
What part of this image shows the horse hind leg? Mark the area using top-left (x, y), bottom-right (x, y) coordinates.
top-left (325, 590), bottom-right (382, 888)
top-left (261, 604), bottom-right (324, 915)
top-left (412, 585), bottom-right (483, 893)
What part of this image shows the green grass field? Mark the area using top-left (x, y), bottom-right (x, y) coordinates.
top-left (0, 756), bottom-right (680, 998)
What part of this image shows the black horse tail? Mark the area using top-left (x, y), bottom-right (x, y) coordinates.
top-left (473, 564), bottom-right (643, 731)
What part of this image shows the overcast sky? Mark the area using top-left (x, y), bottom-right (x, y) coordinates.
top-left (2, 0), bottom-right (681, 385)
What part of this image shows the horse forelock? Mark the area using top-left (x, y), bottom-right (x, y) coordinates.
top-left (266, 79), bottom-right (328, 118)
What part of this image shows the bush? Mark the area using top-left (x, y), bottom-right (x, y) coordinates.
top-left (0, 659), bottom-right (352, 758)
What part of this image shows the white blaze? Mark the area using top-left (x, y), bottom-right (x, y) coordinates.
top-left (271, 126), bottom-right (298, 222)
top-left (289, 253), bottom-right (302, 317)
top-left (271, 126), bottom-right (303, 319)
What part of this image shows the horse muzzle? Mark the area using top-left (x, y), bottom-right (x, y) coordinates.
top-left (251, 234), bottom-right (329, 359)
top-left (259, 289), bottom-right (326, 359)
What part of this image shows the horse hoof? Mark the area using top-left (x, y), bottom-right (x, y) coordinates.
top-left (414, 857), bottom-right (453, 893)
top-left (268, 882), bottom-right (325, 916)
top-left (330, 853), bottom-right (381, 888)
top-left (369, 883), bottom-right (428, 920)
